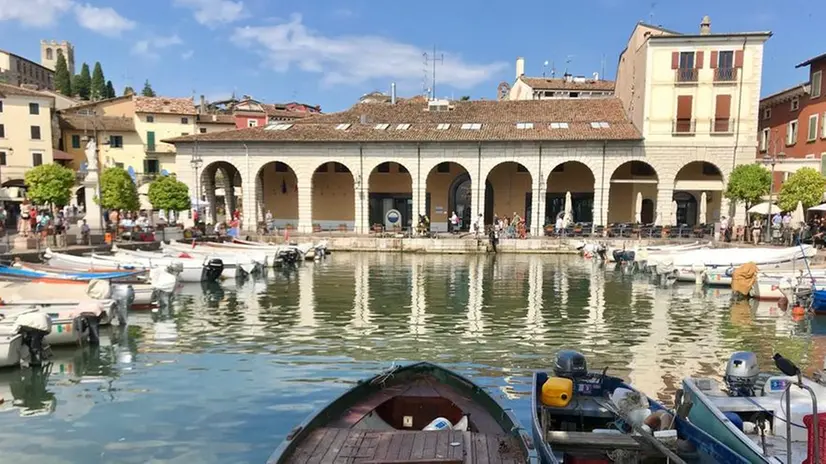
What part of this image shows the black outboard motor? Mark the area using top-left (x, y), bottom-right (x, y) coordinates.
top-left (595, 244), bottom-right (607, 261)
top-left (14, 311), bottom-right (52, 367)
top-left (277, 249), bottom-right (300, 267)
top-left (612, 249), bottom-right (636, 263)
top-left (554, 350), bottom-right (589, 380)
top-left (202, 258), bottom-right (224, 282)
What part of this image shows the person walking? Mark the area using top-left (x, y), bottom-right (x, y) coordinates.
top-left (751, 216), bottom-right (762, 245)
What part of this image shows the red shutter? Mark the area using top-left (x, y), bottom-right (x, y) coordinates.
top-left (715, 95), bottom-right (732, 119)
top-left (696, 51), bottom-right (704, 69)
top-left (677, 96), bottom-right (693, 119)
top-left (671, 52), bottom-right (679, 70)
top-left (734, 50), bottom-right (744, 68)
top-left (710, 51), bottom-right (718, 69)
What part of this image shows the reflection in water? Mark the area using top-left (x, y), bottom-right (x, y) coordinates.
top-left (0, 253), bottom-right (821, 463)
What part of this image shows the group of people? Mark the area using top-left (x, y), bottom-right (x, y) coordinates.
top-left (719, 212), bottom-right (803, 246)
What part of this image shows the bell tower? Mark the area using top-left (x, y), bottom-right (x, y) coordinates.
top-left (40, 40), bottom-right (75, 74)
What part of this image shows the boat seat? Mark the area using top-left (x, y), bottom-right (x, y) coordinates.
top-left (545, 431), bottom-right (642, 450)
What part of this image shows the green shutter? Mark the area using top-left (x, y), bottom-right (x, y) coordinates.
top-left (71, 134), bottom-right (80, 149)
top-left (821, 154), bottom-right (826, 175)
top-left (147, 131), bottom-right (155, 151)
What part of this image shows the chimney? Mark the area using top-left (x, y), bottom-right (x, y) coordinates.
top-left (200, 94), bottom-right (206, 113)
top-left (391, 82), bottom-right (397, 104)
top-left (593, 72), bottom-right (599, 81)
top-left (516, 57), bottom-right (525, 79)
top-left (700, 15), bottom-right (711, 35)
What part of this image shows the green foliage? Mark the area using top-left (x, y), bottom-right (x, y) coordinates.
top-left (91, 62), bottom-right (106, 100)
top-left (141, 79), bottom-right (156, 97)
top-left (54, 53), bottom-right (72, 96)
top-left (459, 95), bottom-right (471, 101)
top-left (73, 63), bottom-right (91, 100)
top-left (123, 86), bottom-right (135, 96)
top-left (100, 167), bottom-right (140, 211)
top-left (24, 164), bottom-right (75, 207)
top-left (724, 164), bottom-right (771, 213)
top-left (778, 167), bottom-right (826, 211)
top-left (148, 175), bottom-right (191, 211)
top-left (105, 80), bottom-right (116, 98)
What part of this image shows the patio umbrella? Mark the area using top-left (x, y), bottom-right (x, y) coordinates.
top-left (793, 201), bottom-right (805, 228)
top-left (747, 202), bottom-right (780, 215)
top-left (671, 201), bottom-right (678, 225)
top-left (653, 211), bottom-right (661, 227)
top-left (635, 192), bottom-right (642, 224)
top-left (699, 192), bottom-right (707, 225)
top-left (564, 191), bottom-right (573, 226)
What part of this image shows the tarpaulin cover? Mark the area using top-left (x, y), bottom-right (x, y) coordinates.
top-left (731, 262), bottom-right (758, 296)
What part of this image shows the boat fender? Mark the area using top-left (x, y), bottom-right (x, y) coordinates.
top-left (723, 412), bottom-right (744, 431)
top-left (422, 417), bottom-right (453, 431)
top-left (453, 415), bottom-right (469, 431)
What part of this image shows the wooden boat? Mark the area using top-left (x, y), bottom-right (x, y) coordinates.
top-left (532, 350), bottom-right (746, 464)
top-left (682, 351), bottom-right (826, 463)
top-left (268, 361), bottom-right (538, 464)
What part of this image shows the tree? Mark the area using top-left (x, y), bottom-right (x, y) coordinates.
top-left (99, 167), bottom-right (140, 211)
top-left (54, 53), bottom-right (72, 96)
top-left (148, 175), bottom-right (191, 212)
top-left (724, 163), bottom-right (772, 215)
top-left (24, 164), bottom-right (75, 207)
top-left (778, 167), bottom-right (826, 211)
top-left (73, 63), bottom-right (91, 100)
top-left (91, 62), bottom-right (106, 100)
top-left (123, 86), bottom-right (135, 96)
top-left (141, 79), bottom-right (156, 97)
top-left (106, 80), bottom-right (116, 98)
top-left (459, 95), bottom-right (471, 101)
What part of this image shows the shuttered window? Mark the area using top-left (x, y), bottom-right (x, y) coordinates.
top-left (734, 50), bottom-right (744, 68)
top-left (714, 94), bottom-right (732, 132)
top-left (675, 95), bottom-right (693, 133)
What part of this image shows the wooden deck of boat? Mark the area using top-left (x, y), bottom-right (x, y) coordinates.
top-left (285, 428), bottom-right (523, 464)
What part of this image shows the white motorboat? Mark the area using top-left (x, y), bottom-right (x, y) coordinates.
top-left (155, 242), bottom-right (262, 276)
top-left (0, 309), bottom-right (51, 368)
top-left (662, 246), bottom-right (816, 282)
top-left (45, 249), bottom-right (222, 283)
top-left (596, 241), bottom-right (709, 263)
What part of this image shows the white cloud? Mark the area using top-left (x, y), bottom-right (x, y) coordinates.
top-left (131, 35), bottom-right (184, 60)
top-left (174, 0), bottom-right (246, 26)
top-left (74, 3), bottom-right (136, 36)
top-left (181, 50), bottom-right (194, 60)
top-left (231, 14), bottom-right (507, 90)
top-left (0, 0), bottom-right (72, 27)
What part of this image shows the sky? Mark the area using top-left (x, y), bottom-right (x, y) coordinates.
top-left (0, 0), bottom-right (821, 112)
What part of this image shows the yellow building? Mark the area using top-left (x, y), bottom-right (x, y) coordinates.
top-left (133, 96), bottom-right (197, 176)
top-left (0, 83), bottom-right (56, 189)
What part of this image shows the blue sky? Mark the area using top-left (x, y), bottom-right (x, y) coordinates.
top-left (0, 0), bottom-right (820, 112)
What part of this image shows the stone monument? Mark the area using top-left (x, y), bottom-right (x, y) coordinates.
top-left (82, 137), bottom-right (104, 236)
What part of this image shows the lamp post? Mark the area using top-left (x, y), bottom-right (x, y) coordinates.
top-left (762, 132), bottom-right (786, 243)
top-left (190, 146), bottom-right (203, 223)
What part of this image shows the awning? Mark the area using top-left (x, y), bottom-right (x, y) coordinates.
top-left (52, 149), bottom-right (74, 161)
top-left (748, 202), bottom-right (781, 215)
top-left (809, 203), bottom-right (826, 212)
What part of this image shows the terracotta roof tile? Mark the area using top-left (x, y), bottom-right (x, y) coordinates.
top-left (196, 113), bottom-right (236, 124)
top-left (519, 77), bottom-right (615, 91)
top-left (165, 98), bottom-right (640, 144)
top-left (58, 114), bottom-right (136, 132)
top-left (134, 96), bottom-right (196, 115)
top-left (260, 103), bottom-right (313, 119)
top-left (0, 82), bottom-right (53, 98)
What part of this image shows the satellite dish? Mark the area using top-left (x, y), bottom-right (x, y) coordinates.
top-left (161, 169), bottom-right (169, 176)
top-left (127, 166), bottom-right (136, 180)
top-left (79, 162), bottom-right (88, 173)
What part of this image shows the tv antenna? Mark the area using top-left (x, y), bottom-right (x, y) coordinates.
top-left (649, 1), bottom-right (657, 23)
top-left (543, 60), bottom-right (549, 77)
top-left (564, 55), bottom-right (574, 75)
top-left (423, 45), bottom-right (444, 101)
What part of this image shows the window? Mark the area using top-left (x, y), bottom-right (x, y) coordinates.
top-left (791, 97), bottom-right (800, 112)
top-left (32, 152), bottom-right (43, 166)
top-left (590, 122), bottom-right (610, 128)
top-left (399, 164), bottom-right (409, 173)
top-left (316, 163), bottom-right (329, 172)
top-left (0, 100), bottom-right (3, 112)
top-left (146, 115), bottom-right (154, 123)
top-left (181, 132), bottom-right (189, 136)
top-left (275, 161), bottom-right (289, 172)
top-left (71, 134), bottom-right (80, 148)
top-left (550, 122), bottom-right (569, 129)
top-left (630, 161), bottom-right (656, 176)
top-left (808, 114), bottom-right (819, 142)
top-left (460, 123), bottom-right (481, 130)
top-left (787, 120), bottom-right (798, 145)
top-left (674, 95), bottom-right (694, 133)
top-left (199, 128), bottom-right (207, 134)
top-left (146, 131), bottom-right (156, 151)
top-left (374, 123), bottom-right (390, 130)
top-left (813, 71), bottom-right (823, 99)
top-left (702, 162), bottom-right (719, 176)
top-left (675, 51), bottom-right (697, 82)
top-left (109, 135), bottom-right (123, 148)
top-left (823, 112), bottom-right (826, 139)
top-left (144, 159), bottom-right (160, 174)
top-left (718, 50), bottom-right (734, 69)
top-left (763, 107), bottom-right (772, 120)
top-left (334, 163), bottom-right (350, 173)
top-left (29, 102), bottom-right (39, 115)
top-left (247, 119), bottom-right (258, 128)
top-left (517, 164), bottom-right (528, 173)
top-left (395, 123), bottom-right (411, 130)
top-left (569, 92), bottom-right (579, 98)
top-left (0, 151), bottom-right (5, 165)
top-left (516, 122), bottom-right (534, 129)
top-left (335, 123), bottom-right (351, 130)
top-left (436, 123), bottom-right (450, 130)
top-left (760, 128), bottom-right (769, 151)
top-left (0, 124), bottom-right (4, 138)
top-left (30, 125), bottom-right (41, 140)
top-left (181, 117), bottom-right (189, 124)
top-left (46, 48), bottom-right (53, 60)
top-left (713, 94), bottom-right (732, 133)
top-left (377, 162), bottom-right (390, 173)
top-left (437, 162), bottom-right (450, 173)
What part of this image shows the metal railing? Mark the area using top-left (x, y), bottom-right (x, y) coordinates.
top-left (714, 67), bottom-right (738, 82)
top-left (675, 68), bottom-right (698, 83)
top-left (144, 144), bottom-right (175, 154)
top-left (672, 119), bottom-right (696, 135)
top-left (711, 118), bottom-right (735, 134)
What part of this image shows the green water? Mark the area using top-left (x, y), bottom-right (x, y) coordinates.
top-left (0, 253), bottom-right (820, 463)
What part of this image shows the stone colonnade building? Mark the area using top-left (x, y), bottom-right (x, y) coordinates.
top-left (168, 97), bottom-right (732, 234)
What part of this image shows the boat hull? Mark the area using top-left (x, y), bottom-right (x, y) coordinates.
top-left (0, 333), bottom-right (23, 368)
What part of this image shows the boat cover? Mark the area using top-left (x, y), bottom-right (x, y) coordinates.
top-left (731, 262), bottom-right (758, 295)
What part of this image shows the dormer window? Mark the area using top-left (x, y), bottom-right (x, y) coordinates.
top-left (335, 123), bottom-right (351, 130)
top-left (550, 122), bottom-right (569, 129)
top-left (374, 123), bottom-right (390, 130)
top-left (791, 97), bottom-right (800, 111)
top-left (516, 122), bottom-right (534, 129)
top-left (395, 124), bottom-right (411, 130)
top-left (590, 122), bottom-right (610, 128)
top-left (460, 123), bottom-right (481, 130)
top-left (436, 123), bottom-right (450, 130)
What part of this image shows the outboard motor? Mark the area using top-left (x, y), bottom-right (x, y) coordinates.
top-left (110, 284), bottom-right (135, 327)
top-left (612, 249), bottom-right (635, 263)
top-left (724, 351), bottom-right (760, 396)
top-left (314, 243), bottom-right (327, 260)
top-left (202, 258), bottom-right (224, 282)
top-left (14, 312), bottom-right (52, 367)
top-left (595, 244), bottom-right (607, 261)
top-left (277, 249), bottom-right (300, 267)
top-left (554, 350), bottom-right (589, 380)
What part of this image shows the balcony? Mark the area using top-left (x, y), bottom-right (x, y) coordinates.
top-left (672, 119), bottom-right (696, 135)
top-left (144, 144), bottom-right (175, 154)
top-left (711, 118), bottom-right (735, 134)
top-left (675, 68), bottom-right (698, 84)
top-left (714, 67), bottom-right (738, 83)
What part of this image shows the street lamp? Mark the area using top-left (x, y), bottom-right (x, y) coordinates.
top-left (762, 130), bottom-right (786, 243)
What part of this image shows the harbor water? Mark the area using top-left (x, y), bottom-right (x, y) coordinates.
top-left (0, 253), bottom-right (821, 463)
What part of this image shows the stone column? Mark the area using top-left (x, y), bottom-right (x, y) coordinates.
top-left (475, 175), bottom-right (487, 229)
top-left (656, 185), bottom-right (675, 225)
top-left (202, 171), bottom-right (217, 225)
top-left (356, 176), bottom-right (369, 234)
top-left (242, 173), bottom-right (258, 232)
top-left (531, 180), bottom-right (545, 237)
top-left (411, 185), bottom-right (423, 235)
top-left (593, 183), bottom-right (609, 227)
top-left (297, 180), bottom-right (313, 234)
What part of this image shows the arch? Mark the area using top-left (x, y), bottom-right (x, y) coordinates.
top-left (256, 161), bottom-right (299, 230)
top-left (424, 161), bottom-right (473, 232)
top-left (485, 161), bottom-right (532, 227)
top-left (200, 161), bottom-right (243, 225)
top-left (312, 161), bottom-right (355, 231)
top-left (674, 161), bottom-right (724, 226)
top-left (546, 161), bottom-right (595, 225)
top-left (45, 48), bottom-right (53, 60)
top-left (608, 160), bottom-right (659, 224)
top-left (368, 161), bottom-right (413, 232)
top-left (1, 179), bottom-right (26, 188)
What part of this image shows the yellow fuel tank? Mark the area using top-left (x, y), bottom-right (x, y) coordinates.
top-left (541, 377), bottom-right (573, 408)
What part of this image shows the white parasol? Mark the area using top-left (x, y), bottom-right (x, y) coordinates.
top-left (671, 201), bottom-right (678, 225)
top-left (635, 192), bottom-right (642, 224)
top-left (747, 202), bottom-right (781, 215)
top-left (793, 201), bottom-right (805, 228)
top-left (564, 191), bottom-right (573, 226)
top-left (699, 192), bottom-right (707, 225)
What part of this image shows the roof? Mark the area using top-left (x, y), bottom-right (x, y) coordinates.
top-left (519, 77), bottom-right (615, 92)
top-left (66, 95), bottom-right (132, 112)
top-left (0, 82), bottom-right (54, 99)
top-left (52, 149), bottom-right (74, 161)
top-left (196, 113), bottom-right (236, 124)
top-left (164, 98), bottom-right (641, 144)
top-left (0, 48), bottom-right (54, 72)
top-left (796, 52), bottom-right (826, 69)
top-left (134, 96), bottom-right (196, 115)
top-left (648, 31), bottom-right (772, 41)
top-left (58, 114), bottom-right (136, 132)
top-left (260, 103), bottom-right (313, 119)
top-left (759, 82), bottom-right (809, 106)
